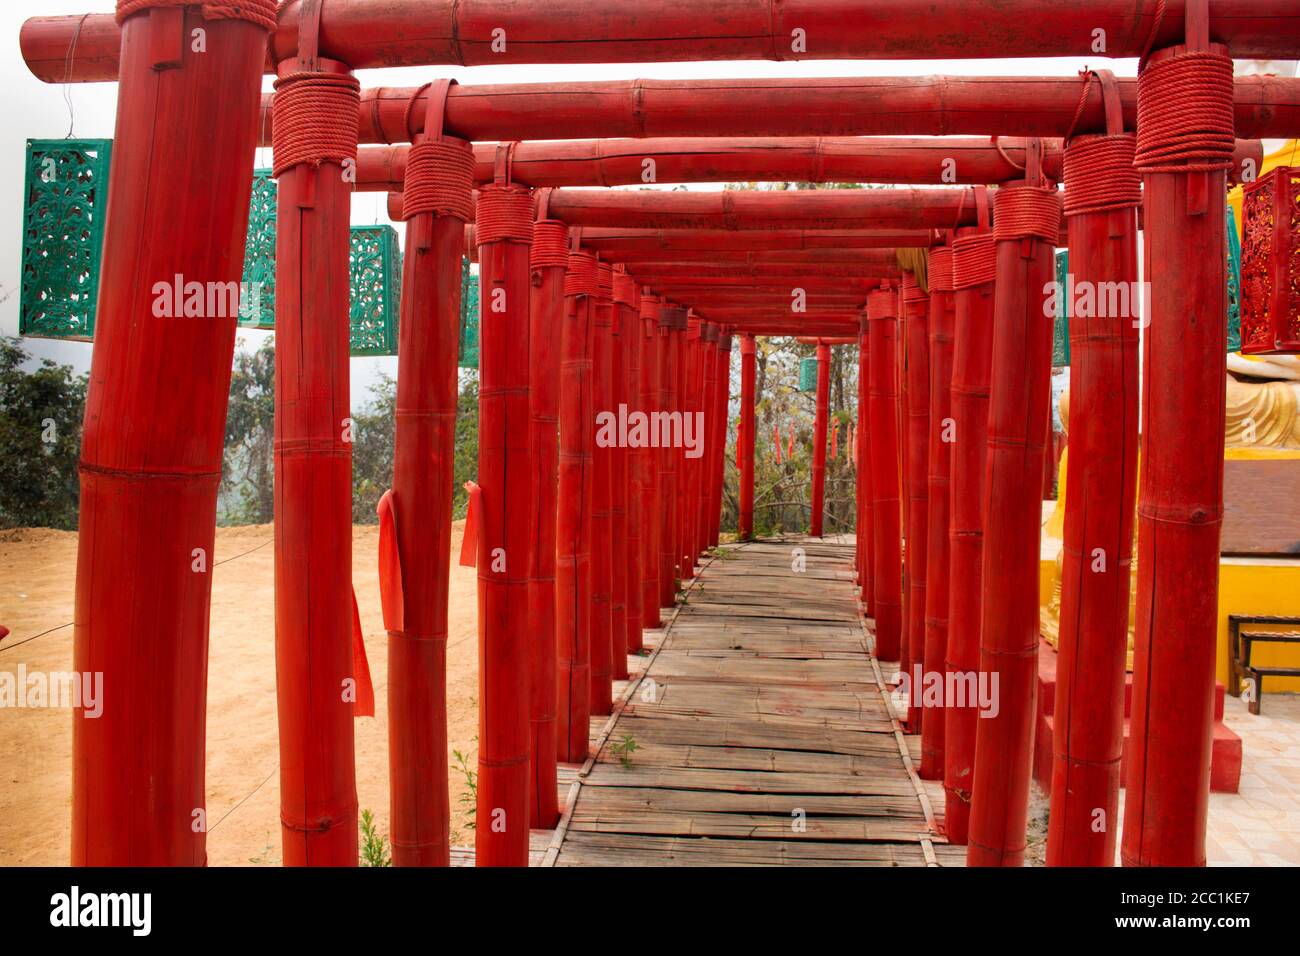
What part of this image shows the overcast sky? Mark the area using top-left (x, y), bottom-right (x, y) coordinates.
top-left (2, 1), bottom-right (1290, 406)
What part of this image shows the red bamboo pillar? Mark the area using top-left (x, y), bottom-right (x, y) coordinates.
top-left (710, 333), bottom-right (733, 549)
top-left (609, 277), bottom-right (630, 683)
top-left (1047, 77), bottom-right (1141, 867)
top-left (868, 286), bottom-right (904, 661)
top-left (659, 306), bottom-right (685, 599)
top-left (696, 323), bottom-right (719, 558)
top-left (386, 89), bottom-right (475, 865)
top-left (921, 246), bottom-right (956, 780)
top-left (613, 269), bottom-right (641, 661)
top-left (903, 276), bottom-right (931, 728)
top-left (678, 315), bottom-right (701, 578)
top-left (70, 0), bottom-right (274, 866)
top-left (528, 212), bottom-right (570, 829)
top-left (556, 250), bottom-right (598, 763)
top-left (639, 293), bottom-right (664, 629)
top-left (738, 334), bottom-right (758, 541)
top-left (1122, 20), bottom-right (1233, 868)
top-left (272, 57), bottom-right (362, 867)
top-left (857, 314), bottom-right (875, 611)
top-left (590, 263), bottom-right (616, 716)
top-left (810, 343), bottom-right (831, 537)
top-left (474, 179), bottom-right (535, 867)
top-left (968, 171), bottom-right (1062, 867)
top-left (943, 218), bottom-right (997, 845)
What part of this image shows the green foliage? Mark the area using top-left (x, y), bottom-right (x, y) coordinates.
top-left (359, 809), bottom-right (392, 867)
top-left (0, 338), bottom-right (86, 530)
top-left (452, 741), bottom-right (478, 829)
top-left (452, 372), bottom-right (480, 519)
top-left (611, 734), bottom-right (639, 769)
top-left (350, 373), bottom-right (396, 525)
top-left (221, 336), bottom-right (276, 525)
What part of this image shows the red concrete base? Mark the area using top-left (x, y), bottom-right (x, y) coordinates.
top-left (1033, 639), bottom-right (1241, 795)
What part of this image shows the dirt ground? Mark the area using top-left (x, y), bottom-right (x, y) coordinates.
top-left (0, 523), bottom-right (480, 866)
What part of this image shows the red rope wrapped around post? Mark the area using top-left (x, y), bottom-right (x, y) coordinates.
top-left (527, 215), bottom-right (568, 829)
top-left (590, 262), bottom-right (616, 716)
top-left (811, 342), bottom-right (831, 537)
top-left (902, 274), bottom-right (931, 730)
top-left (868, 285), bottom-right (904, 662)
top-left (738, 334), bottom-right (758, 541)
top-left (115, 0), bottom-right (278, 29)
top-left (1048, 75), bottom-right (1142, 867)
top-left (609, 271), bottom-right (634, 674)
top-left (615, 271), bottom-right (645, 654)
top-left (385, 81), bottom-right (475, 866)
top-left (639, 294), bottom-right (664, 628)
top-left (557, 250), bottom-right (598, 762)
top-left (921, 246), bottom-right (955, 780)
top-left (969, 180), bottom-right (1063, 867)
top-left (1123, 31), bottom-right (1236, 868)
top-left (475, 180), bottom-right (535, 867)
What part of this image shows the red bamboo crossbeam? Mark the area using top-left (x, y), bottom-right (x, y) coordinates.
top-left (902, 276), bottom-right (931, 729)
top-left (638, 277), bottom-right (887, 290)
top-left (615, 273), bottom-right (645, 656)
top-left (1046, 81), bottom-right (1141, 868)
top-left (810, 343), bottom-right (831, 537)
top-left (385, 111), bottom-right (474, 865)
top-left (28, 4), bottom-right (1300, 83)
top-left (921, 251), bottom-right (956, 781)
top-left (943, 222), bottom-right (998, 846)
top-left (738, 334), bottom-right (758, 541)
top-left (638, 294), bottom-right (664, 629)
top-left (968, 178), bottom-right (1062, 867)
top-left (589, 267), bottom-right (616, 717)
top-left (630, 263), bottom-right (902, 279)
top-left (868, 287), bottom-right (904, 662)
top-left (581, 232), bottom-right (934, 257)
top-left (556, 252), bottom-right (596, 763)
top-left (68, 6), bottom-right (271, 866)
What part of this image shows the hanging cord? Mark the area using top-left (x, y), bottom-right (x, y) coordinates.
top-left (271, 71), bottom-right (361, 178)
top-left (1134, 50), bottom-right (1235, 174)
top-left (115, 0), bottom-right (279, 30)
top-left (1138, 0), bottom-right (1168, 71)
top-left (60, 14), bottom-right (91, 138)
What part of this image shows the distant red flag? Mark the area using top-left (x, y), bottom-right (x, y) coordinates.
top-left (774, 424), bottom-right (783, 464)
top-left (788, 423), bottom-right (795, 458)
top-left (831, 421), bottom-right (839, 460)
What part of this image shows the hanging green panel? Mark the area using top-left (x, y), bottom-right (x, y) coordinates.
top-left (1053, 250), bottom-right (1071, 367)
top-left (349, 224), bottom-right (402, 356)
top-left (239, 168), bottom-right (277, 330)
top-left (459, 256), bottom-right (480, 368)
top-left (798, 356), bottom-right (818, 392)
top-left (1226, 204), bottom-right (1242, 354)
top-left (19, 138), bottom-right (113, 340)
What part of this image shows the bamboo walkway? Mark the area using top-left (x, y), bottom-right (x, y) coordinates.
top-left (544, 536), bottom-right (962, 867)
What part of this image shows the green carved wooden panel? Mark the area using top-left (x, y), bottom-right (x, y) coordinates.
top-left (1227, 204), bottom-right (1243, 353)
top-left (348, 225), bottom-right (402, 356)
top-left (460, 256), bottom-right (479, 369)
top-left (798, 356), bottom-right (817, 392)
top-left (240, 168), bottom-right (277, 330)
top-left (19, 139), bottom-right (113, 340)
top-left (1053, 250), bottom-right (1071, 367)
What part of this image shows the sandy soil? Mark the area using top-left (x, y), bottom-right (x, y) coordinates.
top-left (0, 523), bottom-right (480, 866)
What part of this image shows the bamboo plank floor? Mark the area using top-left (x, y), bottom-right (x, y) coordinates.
top-left (544, 535), bottom-right (962, 867)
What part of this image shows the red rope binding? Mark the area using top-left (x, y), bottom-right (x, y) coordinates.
top-left (116, 0), bottom-right (278, 30)
top-left (1134, 50), bottom-right (1235, 174)
top-left (564, 252), bottom-right (599, 298)
top-left (271, 71), bottom-right (361, 178)
top-left (476, 184), bottom-right (533, 245)
top-left (867, 288), bottom-right (896, 321)
top-left (532, 220), bottom-right (570, 270)
top-left (928, 247), bottom-right (955, 293)
top-left (1064, 134), bottom-right (1141, 216)
top-left (902, 273), bottom-right (929, 303)
top-left (401, 140), bottom-right (475, 222)
top-left (596, 263), bottom-right (614, 299)
top-left (993, 185), bottom-right (1063, 243)
top-left (952, 234), bottom-right (998, 290)
top-left (612, 271), bottom-right (639, 307)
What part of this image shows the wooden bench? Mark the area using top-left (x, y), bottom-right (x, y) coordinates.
top-left (1228, 614), bottom-right (1300, 715)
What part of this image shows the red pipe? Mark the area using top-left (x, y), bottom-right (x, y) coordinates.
top-left (710, 333), bottom-right (733, 549)
top-left (589, 265), bottom-right (616, 717)
top-left (69, 7), bottom-right (269, 866)
top-left (474, 184), bottom-right (535, 867)
top-left (902, 276), bottom-right (931, 728)
top-left (638, 293), bottom-right (664, 629)
top-left (657, 304), bottom-right (684, 606)
top-left (810, 344), bottom-right (831, 537)
top-left (387, 127), bottom-right (474, 864)
top-left (28, 5), bottom-right (1300, 83)
top-left (943, 227), bottom-right (998, 846)
top-left (528, 217), bottom-right (568, 829)
top-left (968, 181), bottom-right (1061, 867)
top-left (868, 287), bottom-right (904, 662)
top-left (615, 272), bottom-right (645, 656)
top-left (556, 250), bottom-right (596, 763)
top-left (921, 252), bottom-right (956, 780)
top-left (738, 334), bottom-right (758, 541)
top-left (584, 232), bottom-right (932, 257)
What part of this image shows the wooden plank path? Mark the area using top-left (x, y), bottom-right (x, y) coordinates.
top-left (546, 536), bottom-right (963, 867)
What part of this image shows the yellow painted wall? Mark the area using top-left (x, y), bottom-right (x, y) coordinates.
top-left (1217, 559), bottom-right (1300, 693)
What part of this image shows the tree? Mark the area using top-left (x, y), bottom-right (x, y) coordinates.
top-left (222, 336), bottom-right (276, 525)
top-left (0, 337), bottom-right (87, 530)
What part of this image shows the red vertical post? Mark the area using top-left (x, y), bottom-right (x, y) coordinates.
top-left (738, 334), bottom-right (758, 541)
top-left (639, 294), bottom-right (664, 629)
top-left (615, 270), bottom-right (645, 655)
top-left (556, 251), bottom-right (597, 763)
top-left (679, 315), bottom-right (701, 579)
top-left (903, 274), bottom-right (931, 727)
top-left (609, 273), bottom-right (630, 681)
top-left (968, 176), bottom-right (1062, 867)
top-left (696, 323), bottom-right (719, 558)
top-left (868, 286), bottom-right (904, 661)
top-left (921, 246), bottom-right (956, 780)
top-left (1122, 22), bottom-right (1234, 868)
top-left (659, 306), bottom-right (685, 598)
top-left (69, 1), bottom-right (273, 866)
top-left (811, 342), bottom-right (831, 537)
top-left (475, 180), bottom-right (535, 867)
top-left (386, 91), bottom-right (475, 865)
top-left (857, 314), bottom-right (875, 612)
top-left (272, 58), bottom-right (362, 867)
top-left (944, 221), bottom-right (997, 845)
top-left (1047, 79), bottom-right (1141, 867)
top-left (590, 263), bottom-right (615, 715)
top-left (710, 333), bottom-right (733, 549)
top-left (528, 213), bottom-right (570, 829)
